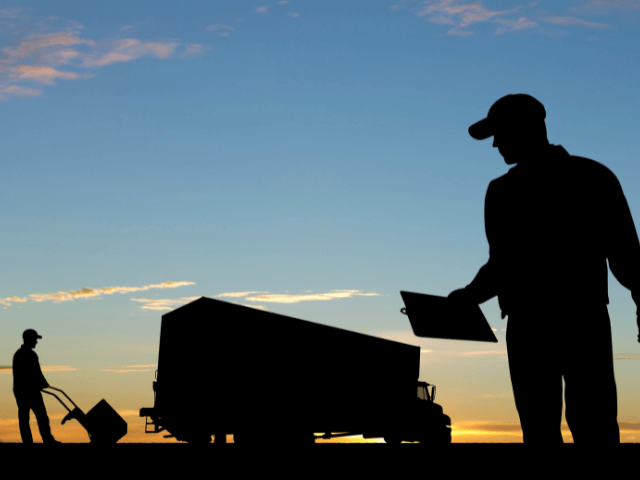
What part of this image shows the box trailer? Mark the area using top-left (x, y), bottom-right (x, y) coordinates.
top-left (140, 297), bottom-right (451, 444)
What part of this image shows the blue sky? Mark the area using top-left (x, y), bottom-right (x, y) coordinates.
top-left (1, 0), bottom-right (640, 442)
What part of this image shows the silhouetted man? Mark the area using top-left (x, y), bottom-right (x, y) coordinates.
top-left (449, 94), bottom-right (640, 444)
top-left (13, 329), bottom-right (60, 444)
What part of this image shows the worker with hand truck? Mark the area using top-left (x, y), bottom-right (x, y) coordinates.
top-left (12, 329), bottom-right (61, 444)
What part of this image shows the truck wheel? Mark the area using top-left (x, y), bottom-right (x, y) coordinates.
top-left (384, 434), bottom-right (402, 444)
top-left (186, 433), bottom-right (212, 444)
top-left (233, 432), bottom-right (259, 444)
top-left (420, 428), bottom-right (451, 445)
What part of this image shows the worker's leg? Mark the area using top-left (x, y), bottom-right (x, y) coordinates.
top-left (506, 314), bottom-right (564, 444)
top-left (30, 391), bottom-right (56, 443)
top-left (15, 393), bottom-right (34, 444)
top-left (563, 305), bottom-right (620, 444)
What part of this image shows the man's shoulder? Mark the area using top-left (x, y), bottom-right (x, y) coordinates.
top-left (13, 346), bottom-right (36, 361)
top-left (490, 145), bottom-right (617, 184)
top-left (565, 151), bottom-right (619, 185)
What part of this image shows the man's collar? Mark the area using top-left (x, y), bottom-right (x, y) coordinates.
top-left (508, 143), bottom-right (568, 174)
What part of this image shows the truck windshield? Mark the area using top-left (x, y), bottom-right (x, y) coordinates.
top-left (417, 385), bottom-right (429, 401)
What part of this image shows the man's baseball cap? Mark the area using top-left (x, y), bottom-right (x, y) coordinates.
top-left (23, 329), bottom-right (42, 340)
top-left (468, 94), bottom-right (546, 140)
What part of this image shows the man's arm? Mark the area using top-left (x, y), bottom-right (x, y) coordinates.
top-left (449, 181), bottom-right (500, 306)
top-left (33, 352), bottom-right (49, 390)
top-left (603, 170), bottom-right (640, 341)
top-left (463, 258), bottom-right (500, 304)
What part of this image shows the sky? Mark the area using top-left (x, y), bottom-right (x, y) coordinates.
top-left (1, 0), bottom-right (640, 443)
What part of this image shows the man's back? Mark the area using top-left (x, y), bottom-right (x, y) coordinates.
top-left (485, 144), bottom-right (640, 315)
top-left (13, 345), bottom-right (48, 393)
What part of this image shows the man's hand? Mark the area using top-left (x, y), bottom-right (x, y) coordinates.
top-left (633, 291), bottom-right (640, 343)
top-left (448, 288), bottom-right (474, 304)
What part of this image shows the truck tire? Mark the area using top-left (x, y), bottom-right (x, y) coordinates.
top-left (384, 434), bottom-right (402, 444)
top-left (419, 427), bottom-right (451, 445)
top-left (185, 433), bottom-right (212, 444)
top-left (270, 431), bottom-right (315, 445)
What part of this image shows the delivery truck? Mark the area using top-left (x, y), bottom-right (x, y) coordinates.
top-left (139, 296), bottom-right (451, 444)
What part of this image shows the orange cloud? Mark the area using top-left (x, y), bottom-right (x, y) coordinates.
top-left (0, 14), bottom-right (208, 103)
top-left (41, 366), bottom-right (78, 372)
top-left (2, 31), bottom-right (96, 60)
top-left (6, 65), bottom-right (85, 85)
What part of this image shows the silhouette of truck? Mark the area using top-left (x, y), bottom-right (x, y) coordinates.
top-left (139, 297), bottom-right (451, 444)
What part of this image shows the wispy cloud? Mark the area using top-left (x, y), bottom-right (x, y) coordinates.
top-left (256, 6), bottom-right (269, 13)
top-left (493, 16), bottom-right (537, 35)
top-left (539, 15), bottom-right (611, 28)
top-left (82, 38), bottom-right (178, 67)
top-left (204, 23), bottom-right (235, 37)
top-left (99, 281), bottom-right (195, 295)
top-left (214, 291), bottom-right (269, 298)
top-left (103, 364), bottom-right (158, 372)
top-left (130, 296), bottom-right (201, 311)
top-left (0, 12), bottom-right (205, 102)
top-left (417, 0), bottom-right (521, 36)
top-left (244, 290), bottom-right (379, 304)
top-left (0, 281), bottom-right (195, 306)
top-left (131, 295), bottom-right (272, 311)
top-left (103, 368), bottom-right (152, 372)
top-left (411, 0), bottom-right (614, 36)
top-left (1, 365), bottom-right (77, 373)
top-left (42, 365), bottom-right (77, 371)
top-left (589, 0), bottom-right (640, 8)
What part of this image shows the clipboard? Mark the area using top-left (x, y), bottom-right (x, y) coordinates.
top-left (400, 291), bottom-right (498, 343)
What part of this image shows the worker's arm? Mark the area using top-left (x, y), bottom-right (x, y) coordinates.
top-left (603, 170), bottom-right (640, 341)
top-left (460, 258), bottom-right (500, 304)
top-left (449, 181), bottom-right (500, 306)
top-left (33, 352), bottom-right (50, 390)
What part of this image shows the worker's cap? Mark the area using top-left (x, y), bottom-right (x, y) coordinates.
top-left (23, 329), bottom-right (42, 340)
top-left (468, 94), bottom-right (546, 140)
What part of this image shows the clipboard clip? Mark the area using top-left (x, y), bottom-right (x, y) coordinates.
top-left (400, 308), bottom-right (407, 315)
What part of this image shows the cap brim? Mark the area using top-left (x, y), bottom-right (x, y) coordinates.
top-left (468, 118), bottom-right (493, 140)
